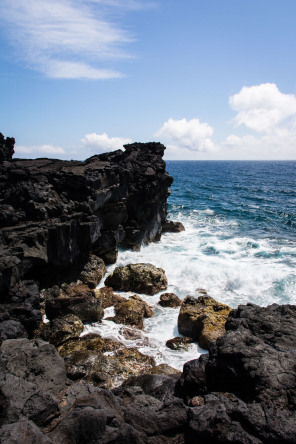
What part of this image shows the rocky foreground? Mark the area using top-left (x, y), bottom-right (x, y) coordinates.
top-left (0, 134), bottom-right (296, 443)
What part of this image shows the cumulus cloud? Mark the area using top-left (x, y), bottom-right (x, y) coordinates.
top-left (155, 118), bottom-right (216, 153)
top-left (15, 144), bottom-right (66, 156)
top-left (81, 132), bottom-right (132, 152)
top-left (224, 83), bottom-right (296, 159)
top-left (229, 83), bottom-right (296, 133)
top-left (0, 0), bottom-right (146, 79)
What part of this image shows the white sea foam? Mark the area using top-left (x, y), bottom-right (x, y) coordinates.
top-left (81, 210), bottom-right (296, 370)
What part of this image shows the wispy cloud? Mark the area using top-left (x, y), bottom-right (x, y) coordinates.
top-left (0, 0), bottom-right (146, 79)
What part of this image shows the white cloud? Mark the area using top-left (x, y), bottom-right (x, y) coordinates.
top-left (155, 118), bottom-right (216, 153)
top-left (229, 83), bottom-right (296, 133)
top-left (81, 132), bottom-right (132, 152)
top-left (223, 83), bottom-right (296, 159)
top-left (15, 144), bottom-right (66, 156)
top-left (0, 0), bottom-right (146, 79)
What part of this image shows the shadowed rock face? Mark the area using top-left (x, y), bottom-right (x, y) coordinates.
top-left (0, 137), bottom-right (173, 295)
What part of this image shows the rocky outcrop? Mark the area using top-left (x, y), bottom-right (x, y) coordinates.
top-left (0, 137), bottom-right (173, 296)
top-left (105, 263), bottom-right (168, 295)
top-left (107, 294), bottom-right (153, 329)
top-left (162, 220), bottom-right (185, 233)
top-left (178, 295), bottom-right (231, 349)
top-left (177, 302), bottom-right (296, 442)
top-left (166, 336), bottom-right (194, 351)
top-left (45, 293), bottom-right (104, 323)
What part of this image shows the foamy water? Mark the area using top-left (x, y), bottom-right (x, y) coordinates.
top-left (82, 161), bottom-right (296, 370)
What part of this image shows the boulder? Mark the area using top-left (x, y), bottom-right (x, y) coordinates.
top-left (105, 263), bottom-right (168, 295)
top-left (166, 336), bottom-right (194, 351)
top-left (0, 419), bottom-right (53, 444)
top-left (94, 286), bottom-right (124, 309)
top-left (0, 338), bottom-right (66, 396)
top-left (162, 220), bottom-right (185, 233)
top-left (45, 293), bottom-right (104, 322)
top-left (79, 254), bottom-right (106, 289)
top-left (108, 295), bottom-right (153, 329)
top-left (39, 314), bottom-right (84, 346)
top-left (159, 292), bottom-right (181, 308)
top-left (178, 295), bottom-right (231, 349)
top-left (57, 333), bottom-right (121, 357)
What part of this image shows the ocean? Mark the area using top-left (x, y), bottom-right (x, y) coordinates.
top-left (84, 160), bottom-right (296, 370)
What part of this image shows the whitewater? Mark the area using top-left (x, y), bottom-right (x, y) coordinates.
top-left (83, 160), bottom-right (296, 370)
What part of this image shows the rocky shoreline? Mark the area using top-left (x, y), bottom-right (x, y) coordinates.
top-left (1, 133), bottom-right (295, 443)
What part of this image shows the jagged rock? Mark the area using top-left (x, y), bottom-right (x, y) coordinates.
top-left (0, 140), bottom-right (172, 294)
top-left (0, 419), bottom-right (53, 444)
top-left (178, 295), bottom-right (231, 349)
top-left (108, 294), bottom-right (153, 329)
top-left (162, 220), bottom-right (185, 233)
top-left (0, 132), bottom-right (15, 162)
top-left (177, 303), bottom-right (296, 443)
top-left (0, 280), bottom-right (42, 338)
top-left (79, 254), bottom-right (106, 289)
top-left (105, 263), bottom-right (168, 295)
top-left (63, 346), bottom-right (155, 388)
top-left (166, 336), bottom-right (194, 351)
top-left (57, 333), bottom-right (121, 357)
top-left (147, 364), bottom-right (182, 377)
top-left (45, 293), bottom-right (104, 322)
top-left (159, 292), bottom-right (181, 308)
top-left (0, 338), bottom-right (66, 396)
top-left (39, 314), bottom-right (84, 346)
top-left (94, 286), bottom-right (124, 309)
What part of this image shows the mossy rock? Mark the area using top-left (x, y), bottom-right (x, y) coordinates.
top-left (108, 295), bottom-right (153, 329)
top-left (177, 295), bottom-right (232, 349)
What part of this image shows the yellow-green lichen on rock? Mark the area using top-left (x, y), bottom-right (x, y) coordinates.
top-left (177, 295), bottom-right (232, 349)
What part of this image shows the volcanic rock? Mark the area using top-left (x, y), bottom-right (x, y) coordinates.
top-left (79, 254), bottom-right (106, 289)
top-left (166, 336), bottom-right (194, 351)
top-left (108, 294), bottom-right (153, 329)
top-left (45, 293), bottom-right (104, 323)
top-left (39, 314), bottom-right (84, 346)
top-left (162, 220), bottom-right (185, 233)
top-left (94, 286), bottom-right (124, 309)
top-left (159, 292), bottom-right (181, 308)
top-left (105, 263), bottom-right (168, 295)
top-left (178, 295), bottom-right (231, 349)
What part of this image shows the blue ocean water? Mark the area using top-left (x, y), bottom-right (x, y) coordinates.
top-left (86, 160), bottom-right (296, 371)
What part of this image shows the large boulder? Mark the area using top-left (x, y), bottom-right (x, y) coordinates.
top-left (0, 338), bottom-right (66, 396)
top-left (108, 294), bottom-right (153, 329)
top-left (45, 293), bottom-right (104, 322)
top-left (105, 263), bottom-right (168, 295)
top-left (178, 295), bottom-right (231, 349)
top-left (39, 314), bottom-right (84, 346)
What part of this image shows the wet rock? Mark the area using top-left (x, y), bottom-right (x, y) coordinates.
top-left (94, 286), bottom-right (124, 309)
top-left (162, 220), bottom-right (185, 233)
top-left (119, 327), bottom-right (144, 341)
top-left (57, 333), bottom-right (121, 357)
top-left (108, 294), bottom-right (153, 329)
top-left (147, 364), bottom-right (182, 377)
top-left (79, 254), bottom-right (106, 289)
top-left (0, 338), bottom-right (66, 396)
top-left (159, 292), bottom-right (181, 308)
top-left (178, 295), bottom-right (231, 349)
top-left (39, 314), bottom-right (84, 346)
top-left (166, 336), bottom-right (194, 351)
top-left (45, 293), bottom-right (104, 323)
top-left (105, 263), bottom-right (168, 295)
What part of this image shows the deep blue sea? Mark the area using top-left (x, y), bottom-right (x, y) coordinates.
top-left (85, 161), bottom-right (296, 371)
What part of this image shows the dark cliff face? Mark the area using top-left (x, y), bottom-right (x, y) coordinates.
top-left (0, 136), bottom-right (173, 294)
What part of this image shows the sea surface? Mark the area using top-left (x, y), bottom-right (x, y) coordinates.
top-left (84, 160), bottom-right (296, 370)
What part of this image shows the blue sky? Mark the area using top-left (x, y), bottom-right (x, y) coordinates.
top-left (1, 0), bottom-right (296, 160)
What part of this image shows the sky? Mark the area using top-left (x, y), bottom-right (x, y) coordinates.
top-left (1, 0), bottom-right (296, 160)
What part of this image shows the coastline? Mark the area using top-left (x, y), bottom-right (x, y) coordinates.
top-left (1, 134), bottom-right (296, 443)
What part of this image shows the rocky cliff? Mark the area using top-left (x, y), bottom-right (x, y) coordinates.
top-left (0, 134), bottom-right (173, 295)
